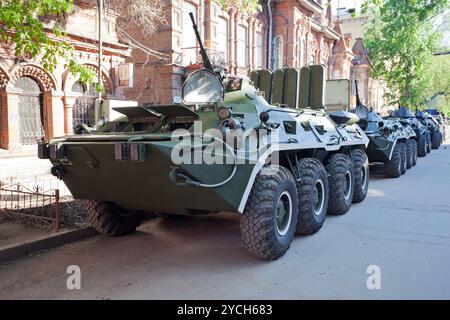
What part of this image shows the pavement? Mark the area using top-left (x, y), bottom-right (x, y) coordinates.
top-left (0, 143), bottom-right (450, 300)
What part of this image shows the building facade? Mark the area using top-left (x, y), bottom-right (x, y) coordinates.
top-left (338, 13), bottom-right (389, 112)
top-left (124, 0), bottom-right (351, 106)
top-left (0, 0), bottom-right (133, 154)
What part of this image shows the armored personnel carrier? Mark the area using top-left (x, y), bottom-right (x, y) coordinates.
top-left (417, 111), bottom-right (441, 150)
top-left (389, 107), bottom-right (428, 157)
top-left (37, 14), bottom-right (370, 260)
top-left (350, 85), bottom-right (416, 178)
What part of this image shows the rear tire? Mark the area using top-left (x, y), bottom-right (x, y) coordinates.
top-left (431, 132), bottom-right (440, 149)
top-left (325, 153), bottom-right (355, 215)
top-left (351, 148), bottom-right (369, 203)
top-left (294, 158), bottom-right (329, 236)
top-left (408, 139), bottom-right (417, 166)
top-left (405, 140), bottom-right (414, 169)
top-left (385, 144), bottom-right (401, 178)
top-left (426, 132), bottom-right (431, 153)
top-left (241, 165), bottom-right (298, 260)
top-left (399, 143), bottom-right (407, 174)
top-left (86, 201), bottom-right (141, 237)
top-left (417, 134), bottom-right (427, 157)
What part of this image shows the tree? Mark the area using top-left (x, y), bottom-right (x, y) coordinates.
top-left (362, 0), bottom-right (448, 108)
top-left (0, 0), bottom-right (96, 86)
top-left (106, 0), bottom-right (170, 62)
top-left (217, 0), bottom-right (262, 15)
top-left (423, 55), bottom-right (450, 115)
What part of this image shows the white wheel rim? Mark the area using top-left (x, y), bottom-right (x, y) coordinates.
top-left (313, 179), bottom-right (325, 216)
top-left (344, 170), bottom-right (352, 200)
top-left (361, 165), bottom-right (368, 190)
top-left (275, 191), bottom-right (293, 236)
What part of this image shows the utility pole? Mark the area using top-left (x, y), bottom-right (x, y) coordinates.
top-left (97, 0), bottom-right (103, 124)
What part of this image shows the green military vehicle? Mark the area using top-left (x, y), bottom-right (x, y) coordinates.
top-left (351, 85), bottom-right (416, 178)
top-left (37, 14), bottom-right (370, 260)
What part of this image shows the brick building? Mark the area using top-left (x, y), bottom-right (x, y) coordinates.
top-left (338, 13), bottom-right (389, 112)
top-left (124, 0), bottom-right (352, 106)
top-left (0, 0), bottom-right (133, 155)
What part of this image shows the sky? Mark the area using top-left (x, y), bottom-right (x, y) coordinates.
top-left (332, 0), bottom-right (363, 15)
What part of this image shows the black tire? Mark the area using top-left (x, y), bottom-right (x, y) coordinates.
top-left (294, 158), bottom-right (329, 235)
top-left (351, 148), bottom-right (369, 204)
top-left (408, 139), bottom-right (417, 166)
top-left (405, 140), bottom-right (414, 169)
top-left (431, 132), bottom-right (440, 149)
top-left (86, 201), bottom-right (142, 236)
top-left (426, 132), bottom-right (431, 153)
top-left (325, 153), bottom-right (355, 215)
top-left (385, 144), bottom-right (401, 178)
top-left (399, 143), bottom-right (407, 174)
top-left (241, 165), bottom-right (298, 260)
top-left (417, 134), bottom-right (427, 157)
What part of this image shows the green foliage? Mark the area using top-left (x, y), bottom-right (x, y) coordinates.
top-left (216, 0), bottom-right (261, 15)
top-left (362, 0), bottom-right (448, 108)
top-left (0, 0), bottom-right (98, 89)
top-left (423, 55), bottom-right (450, 114)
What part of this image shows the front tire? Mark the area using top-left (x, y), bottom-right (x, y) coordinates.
top-left (385, 144), bottom-right (401, 178)
top-left (351, 148), bottom-right (369, 203)
top-left (86, 201), bottom-right (142, 236)
top-left (295, 158), bottom-right (329, 235)
top-left (325, 153), bottom-right (355, 215)
top-left (241, 165), bottom-right (298, 260)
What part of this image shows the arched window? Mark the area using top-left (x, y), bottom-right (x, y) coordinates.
top-left (297, 37), bottom-right (305, 68)
top-left (182, 2), bottom-right (198, 65)
top-left (237, 25), bottom-right (248, 67)
top-left (217, 17), bottom-right (229, 64)
top-left (14, 77), bottom-right (44, 145)
top-left (255, 32), bottom-right (264, 68)
top-left (72, 82), bottom-right (97, 131)
top-left (272, 36), bottom-right (283, 70)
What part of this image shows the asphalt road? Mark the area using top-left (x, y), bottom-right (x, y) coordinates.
top-left (1, 143), bottom-right (450, 299)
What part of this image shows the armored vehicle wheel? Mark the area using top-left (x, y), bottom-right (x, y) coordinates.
top-left (241, 165), bottom-right (298, 260)
top-left (399, 143), bottom-right (407, 174)
top-left (417, 135), bottom-right (427, 157)
top-left (426, 133), bottom-right (431, 153)
top-left (294, 158), bottom-right (329, 235)
top-left (405, 140), bottom-right (414, 169)
top-left (385, 144), bottom-right (402, 178)
top-left (86, 201), bottom-right (142, 237)
top-left (431, 132), bottom-right (440, 149)
top-left (408, 139), bottom-right (418, 166)
top-left (325, 153), bottom-right (355, 215)
top-left (350, 148), bottom-right (369, 204)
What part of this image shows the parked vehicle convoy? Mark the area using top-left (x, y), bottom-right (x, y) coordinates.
top-left (352, 105), bottom-right (416, 178)
top-left (37, 13), bottom-right (370, 260)
top-left (389, 107), bottom-right (429, 157)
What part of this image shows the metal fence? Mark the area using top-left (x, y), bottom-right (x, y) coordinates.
top-left (0, 177), bottom-right (61, 231)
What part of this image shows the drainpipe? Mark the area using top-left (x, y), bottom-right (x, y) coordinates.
top-left (267, 0), bottom-right (273, 69)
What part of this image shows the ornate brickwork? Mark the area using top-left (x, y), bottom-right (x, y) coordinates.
top-left (10, 65), bottom-right (56, 92)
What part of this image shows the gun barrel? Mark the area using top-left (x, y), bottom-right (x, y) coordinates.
top-left (189, 12), bottom-right (214, 72)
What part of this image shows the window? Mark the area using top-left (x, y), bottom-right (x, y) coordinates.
top-left (255, 32), bottom-right (264, 68)
top-left (217, 17), bottom-right (229, 63)
top-left (182, 2), bottom-right (198, 65)
top-left (14, 77), bottom-right (44, 145)
top-left (272, 36), bottom-right (283, 70)
top-left (237, 25), bottom-right (248, 67)
top-left (297, 37), bottom-right (305, 68)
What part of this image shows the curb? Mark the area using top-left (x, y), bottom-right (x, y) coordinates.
top-left (0, 227), bottom-right (97, 264)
